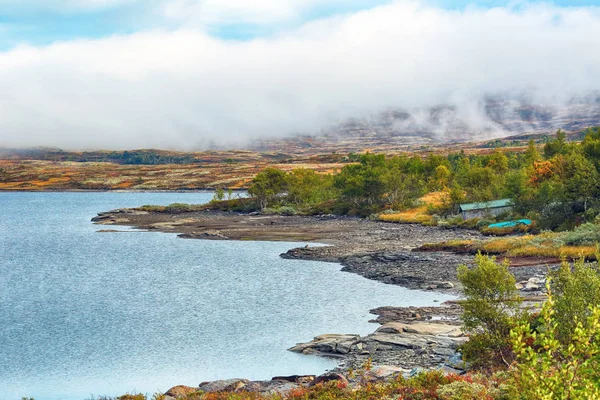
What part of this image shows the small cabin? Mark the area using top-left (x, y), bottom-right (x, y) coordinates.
top-left (459, 199), bottom-right (513, 220)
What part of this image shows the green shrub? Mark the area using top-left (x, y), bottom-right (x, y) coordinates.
top-left (476, 219), bottom-right (495, 229)
top-left (510, 287), bottom-right (600, 399)
top-left (549, 257), bottom-right (600, 343)
top-left (559, 222), bottom-right (600, 246)
top-left (436, 380), bottom-right (487, 400)
top-left (457, 253), bottom-right (524, 370)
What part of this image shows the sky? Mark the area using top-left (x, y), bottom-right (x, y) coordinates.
top-left (1, 0), bottom-right (600, 150)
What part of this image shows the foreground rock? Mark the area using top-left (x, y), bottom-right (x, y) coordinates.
top-left (289, 321), bottom-right (467, 371)
top-left (164, 365), bottom-right (449, 398)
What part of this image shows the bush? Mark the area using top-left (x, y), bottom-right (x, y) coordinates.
top-left (476, 219), bottom-right (495, 229)
top-left (164, 203), bottom-right (199, 213)
top-left (510, 288), bottom-right (600, 399)
top-left (559, 222), bottom-right (600, 246)
top-left (457, 253), bottom-right (524, 370)
top-left (436, 380), bottom-right (487, 400)
top-left (549, 257), bottom-right (600, 343)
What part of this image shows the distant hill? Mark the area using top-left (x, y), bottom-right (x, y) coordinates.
top-left (253, 96), bottom-right (600, 154)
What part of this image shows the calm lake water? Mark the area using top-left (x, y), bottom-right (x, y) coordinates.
top-left (0, 192), bottom-right (454, 400)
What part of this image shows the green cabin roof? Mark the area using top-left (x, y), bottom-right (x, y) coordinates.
top-left (459, 198), bottom-right (513, 212)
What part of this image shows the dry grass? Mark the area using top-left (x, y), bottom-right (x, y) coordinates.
top-left (422, 231), bottom-right (598, 260)
top-left (378, 191), bottom-right (447, 224)
top-left (0, 159), bottom-right (344, 191)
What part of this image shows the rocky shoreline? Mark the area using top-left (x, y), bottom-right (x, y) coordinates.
top-left (92, 208), bottom-right (554, 397)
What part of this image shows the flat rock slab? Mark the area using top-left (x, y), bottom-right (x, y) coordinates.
top-left (377, 322), bottom-right (463, 337)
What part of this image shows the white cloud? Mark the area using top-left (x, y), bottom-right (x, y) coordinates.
top-left (0, 0), bottom-right (142, 12)
top-left (1, 1), bottom-right (600, 150)
top-left (158, 0), bottom-right (383, 25)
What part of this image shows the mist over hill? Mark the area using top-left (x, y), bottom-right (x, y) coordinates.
top-left (252, 95), bottom-right (600, 153)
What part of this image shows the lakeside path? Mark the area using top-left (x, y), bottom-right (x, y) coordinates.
top-left (92, 209), bottom-right (553, 395)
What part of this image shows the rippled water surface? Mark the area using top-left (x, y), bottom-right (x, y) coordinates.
top-left (0, 192), bottom-right (454, 400)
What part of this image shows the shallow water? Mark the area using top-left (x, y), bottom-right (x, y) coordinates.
top-left (0, 192), bottom-right (454, 400)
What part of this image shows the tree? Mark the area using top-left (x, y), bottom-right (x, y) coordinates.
top-left (549, 257), bottom-right (600, 343)
top-left (487, 150), bottom-right (509, 174)
top-left (248, 168), bottom-right (289, 210)
top-left (433, 165), bottom-right (451, 189)
top-left (457, 253), bottom-right (523, 369)
top-left (582, 126), bottom-right (600, 170)
top-left (510, 288), bottom-right (600, 399)
top-left (544, 129), bottom-right (569, 158)
top-left (524, 139), bottom-right (541, 165)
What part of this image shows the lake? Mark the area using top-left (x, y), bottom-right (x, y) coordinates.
top-left (0, 192), bottom-right (454, 400)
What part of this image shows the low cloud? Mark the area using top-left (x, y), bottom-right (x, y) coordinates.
top-left (1, 1), bottom-right (600, 150)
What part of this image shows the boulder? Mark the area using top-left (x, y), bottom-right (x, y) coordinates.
top-left (272, 375), bottom-right (315, 384)
top-left (376, 322), bottom-right (462, 337)
top-left (244, 380), bottom-right (301, 395)
top-left (309, 373), bottom-right (349, 387)
top-left (164, 386), bottom-right (198, 398)
top-left (198, 378), bottom-right (249, 393)
top-left (362, 365), bottom-right (407, 382)
top-left (369, 333), bottom-right (428, 349)
top-left (289, 334), bottom-right (360, 355)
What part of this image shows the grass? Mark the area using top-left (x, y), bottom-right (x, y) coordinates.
top-left (0, 159), bottom-right (345, 191)
top-left (420, 227), bottom-right (600, 260)
top-left (378, 191), bottom-right (446, 225)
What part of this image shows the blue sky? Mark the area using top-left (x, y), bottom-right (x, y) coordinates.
top-left (2, 0), bottom-right (600, 50)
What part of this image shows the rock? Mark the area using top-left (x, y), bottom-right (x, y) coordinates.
top-left (369, 333), bottom-right (428, 349)
top-left (310, 373), bottom-right (349, 387)
top-left (523, 282), bottom-right (540, 291)
top-left (363, 365), bottom-right (407, 382)
top-left (164, 386), bottom-right (198, 398)
top-left (91, 214), bottom-right (112, 222)
top-left (437, 282), bottom-right (455, 289)
top-left (289, 334), bottom-right (360, 355)
top-left (198, 379), bottom-right (249, 393)
top-left (376, 322), bottom-right (463, 337)
top-left (446, 352), bottom-right (467, 369)
top-left (432, 347), bottom-right (456, 357)
top-left (406, 368), bottom-right (424, 378)
top-left (438, 365), bottom-right (465, 376)
top-left (244, 380), bottom-right (301, 395)
top-left (272, 375), bottom-right (315, 384)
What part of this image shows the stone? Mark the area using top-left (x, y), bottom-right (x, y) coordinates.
top-left (289, 334), bottom-right (359, 354)
top-left (438, 365), bottom-right (465, 376)
top-left (310, 373), bottom-right (349, 387)
top-left (437, 282), bottom-right (455, 289)
top-left (376, 322), bottom-right (462, 337)
top-left (365, 365), bottom-right (406, 381)
top-left (447, 352), bottom-right (467, 369)
top-left (244, 380), bottom-right (301, 395)
top-left (432, 347), bottom-right (456, 357)
top-left (272, 375), bottom-right (315, 384)
top-left (164, 386), bottom-right (198, 398)
top-left (523, 282), bottom-right (540, 291)
top-left (198, 379), bottom-right (249, 393)
top-left (369, 333), bottom-right (428, 349)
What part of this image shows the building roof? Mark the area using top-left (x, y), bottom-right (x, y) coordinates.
top-left (459, 198), bottom-right (513, 212)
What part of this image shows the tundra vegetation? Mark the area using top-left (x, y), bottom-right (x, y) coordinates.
top-left (241, 128), bottom-right (600, 223)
